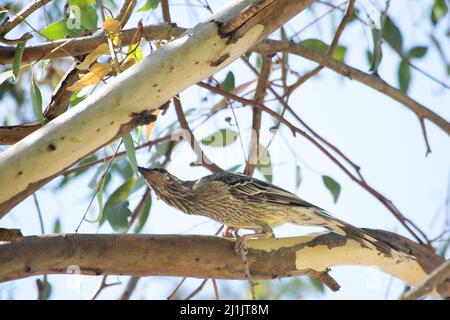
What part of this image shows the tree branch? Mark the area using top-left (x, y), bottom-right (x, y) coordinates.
top-left (244, 55), bottom-right (272, 176)
top-left (401, 259), bottom-right (450, 300)
top-left (0, 231), bottom-right (447, 297)
top-left (0, 0), bottom-right (53, 36)
top-left (0, 0), bottom-right (316, 218)
top-left (173, 96), bottom-right (223, 174)
top-left (254, 40), bottom-right (450, 135)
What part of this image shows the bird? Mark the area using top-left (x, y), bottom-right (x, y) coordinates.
top-left (138, 167), bottom-right (408, 261)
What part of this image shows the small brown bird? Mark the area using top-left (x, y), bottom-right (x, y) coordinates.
top-left (138, 167), bottom-right (407, 260)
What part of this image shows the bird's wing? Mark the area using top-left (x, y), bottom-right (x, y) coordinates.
top-left (208, 172), bottom-right (319, 208)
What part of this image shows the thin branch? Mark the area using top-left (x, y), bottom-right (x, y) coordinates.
top-left (212, 279), bottom-right (219, 300)
top-left (0, 25), bottom-right (187, 64)
top-left (0, 0), bottom-right (53, 36)
top-left (244, 55), bottom-right (272, 176)
top-left (401, 259), bottom-right (450, 300)
top-left (254, 39), bottom-right (450, 136)
top-left (75, 140), bottom-right (123, 233)
top-left (117, 0), bottom-right (137, 27)
top-left (91, 275), bottom-right (121, 300)
top-left (119, 276), bottom-right (140, 300)
top-left (167, 277), bottom-right (187, 300)
top-left (285, 0), bottom-right (354, 96)
top-left (161, 0), bottom-right (172, 24)
top-left (128, 188), bottom-right (151, 228)
top-left (184, 279), bottom-right (208, 300)
top-left (173, 96), bottom-right (223, 174)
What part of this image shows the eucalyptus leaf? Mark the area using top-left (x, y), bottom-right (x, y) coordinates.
top-left (322, 175), bottom-right (341, 203)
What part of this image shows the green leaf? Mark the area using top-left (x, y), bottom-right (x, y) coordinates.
top-left (332, 45), bottom-right (347, 62)
top-left (105, 200), bottom-right (132, 233)
top-left (133, 195), bottom-right (152, 234)
top-left (30, 74), bottom-right (44, 124)
top-left (295, 165), bottom-right (302, 189)
top-left (322, 175), bottom-right (341, 203)
top-left (40, 19), bottom-right (81, 40)
top-left (431, 0), bottom-right (448, 25)
top-left (138, 0), bottom-right (160, 11)
top-left (408, 46), bottom-right (427, 59)
top-left (106, 179), bottom-right (137, 204)
top-left (101, 179), bottom-right (137, 226)
top-left (300, 39), bottom-right (328, 53)
top-left (299, 39), bottom-right (346, 61)
top-left (124, 133), bottom-right (138, 176)
top-left (222, 71), bottom-right (235, 92)
top-left (69, 0), bottom-right (98, 30)
top-left (383, 16), bottom-right (403, 55)
top-left (398, 61), bottom-right (411, 94)
top-left (0, 70), bottom-right (14, 86)
top-left (255, 144), bottom-right (272, 183)
top-left (369, 27), bottom-right (383, 72)
top-left (13, 41), bottom-right (26, 81)
top-left (201, 129), bottom-right (239, 147)
top-left (53, 219), bottom-right (61, 233)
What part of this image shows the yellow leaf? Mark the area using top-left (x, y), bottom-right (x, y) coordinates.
top-left (102, 19), bottom-right (121, 33)
top-left (76, 43), bottom-right (109, 70)
top-left (102, 18), bottom-right (122, 47)
top-left (145, 109), bottom-right (161, 142)
top-left (67, 63), bottom-right (111, 91)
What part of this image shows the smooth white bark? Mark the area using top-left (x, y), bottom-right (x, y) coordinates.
top-left (0, 1), bottom-right (264, 209)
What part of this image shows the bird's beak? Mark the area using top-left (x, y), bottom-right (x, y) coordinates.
top-left (137, 166), bottom-right (151, 175)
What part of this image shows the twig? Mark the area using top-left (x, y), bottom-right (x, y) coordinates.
top-left (173, 95), bottom-right (223, 174)
top-left (244, 55), bottom-right (272, 176)
top-left (212, 279), bottom-right (220, 300)
top-left (119, 276), bottom-right (140, 300)
top-left (128, 188), bottom-right (151, 228)
top-left (117, 0), bottom-right (137, 27)
top-left (161, 0), bottom-right (172, 23)
top-left (419, 118), bottom-right (432, 157)
top-left (401, 259), bottom-right (450, 300)
top-left (285, 0), bottom-right (355, 96)
top-left (167, 277), bottom-right (187, 300)
top-left (61, 135), bottom-right (170, 177)
top-left (91, 275), bottom-right (121, 299)
top-left (254, 39), bottom-right (450, 136)
top-left (75, 140), bottom-right (123, 233)
top-left (184, 279), bottom-right (208, 300)
top-left (0, 0), bottom-right (52, 36)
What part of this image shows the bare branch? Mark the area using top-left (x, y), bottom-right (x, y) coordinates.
top-left (0, 0), bottom-right (53, 36)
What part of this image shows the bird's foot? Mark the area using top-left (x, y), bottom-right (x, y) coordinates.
top-left (222, 226), bottom-right (238, 238)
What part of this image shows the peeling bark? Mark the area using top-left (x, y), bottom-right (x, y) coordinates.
top-left (0, 231), bottom-right (446, 298)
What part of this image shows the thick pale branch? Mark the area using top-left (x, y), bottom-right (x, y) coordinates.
top-left (0, 231), bottom-right (445, 298)
top-left (0, 0), bottom-right (316, 218)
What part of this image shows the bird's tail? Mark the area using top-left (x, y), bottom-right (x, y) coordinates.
top-left (289, 207), bottom-right (412, 263)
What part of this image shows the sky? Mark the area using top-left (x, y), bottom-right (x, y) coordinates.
top-left (0, 0), bottom-right (449, 300)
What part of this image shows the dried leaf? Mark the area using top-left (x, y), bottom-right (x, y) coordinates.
top-left (145, 109), bottom-right (161, 142)
top-left (76, 43), bottom-right (109, 70)
top-left (67, 63), bottom-right (111, 91)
